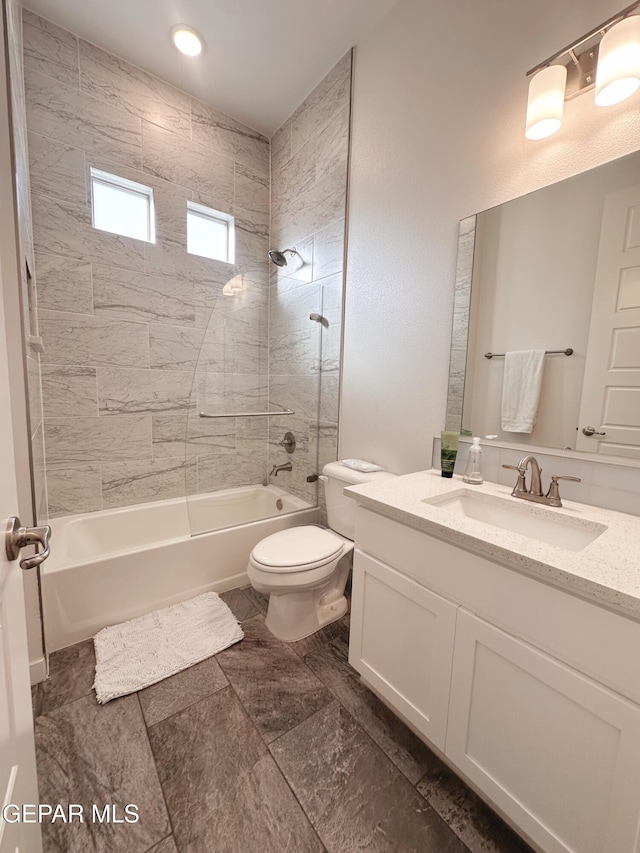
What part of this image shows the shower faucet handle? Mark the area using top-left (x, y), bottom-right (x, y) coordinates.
top-left (278, 431), bottom-right (296, 453)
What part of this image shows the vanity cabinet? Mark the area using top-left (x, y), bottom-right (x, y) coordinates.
top-left (349, 507), bottom-right (640, 853)
top-left (448, 609), bottom-right (640, 853)
top-left (349, 552), bottom-right (456, 750)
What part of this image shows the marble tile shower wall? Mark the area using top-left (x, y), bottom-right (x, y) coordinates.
top-left (6, 0), bottom-right (48, 524)
top-left (22, 9), bottom-right (272, 517)
top-left (268, 53), bottom-right (352, 517)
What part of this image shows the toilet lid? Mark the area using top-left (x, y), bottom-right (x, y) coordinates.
top-left (251, 526), bottom-right (343, 572)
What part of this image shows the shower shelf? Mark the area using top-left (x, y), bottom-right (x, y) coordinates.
top-left (199, 409), bottom-right (295, 419)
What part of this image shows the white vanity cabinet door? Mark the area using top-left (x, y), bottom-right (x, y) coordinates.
top-left (447, 608), bottom-right (640, 853)
top-left (349, 550), bottom-right (457, 750)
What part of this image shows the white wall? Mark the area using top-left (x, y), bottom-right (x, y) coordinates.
top-left (341, 0), bottom-right (640, 474)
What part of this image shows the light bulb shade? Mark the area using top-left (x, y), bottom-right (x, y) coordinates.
top-left (595, 15), bottom-right (640, 106)
top-left (171, 25), bottom-right (204, 57)
top-left (525, 65), bottom-right (567, 140)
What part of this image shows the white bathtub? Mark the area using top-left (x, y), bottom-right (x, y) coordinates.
top-left (43, 485), bottom-right (318, 652)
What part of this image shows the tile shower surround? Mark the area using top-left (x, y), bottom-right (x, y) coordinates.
top-left (268, 53), bottom-right (351, 517)
top-left (32, 588), bottom-right (534, 853)
top-left (22, 8), bottom-right (350, 518)
top-left (24, 6), bottom-right (269, 517)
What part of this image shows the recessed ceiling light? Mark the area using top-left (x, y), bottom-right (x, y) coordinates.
top-left (171, 25), bottom-right (204, 57)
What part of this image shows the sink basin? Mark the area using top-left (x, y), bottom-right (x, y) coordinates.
top-left (423, 489), bottom-right (607, 552)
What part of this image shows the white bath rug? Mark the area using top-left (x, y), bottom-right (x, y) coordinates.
top-left (93, 592), bottom-right (243, 704)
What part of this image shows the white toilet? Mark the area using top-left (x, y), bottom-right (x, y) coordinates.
top-left (247, 461), bottom-right (395, 641)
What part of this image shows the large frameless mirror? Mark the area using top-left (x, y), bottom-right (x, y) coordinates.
top-left (446, 149), bottom-right (640, 462)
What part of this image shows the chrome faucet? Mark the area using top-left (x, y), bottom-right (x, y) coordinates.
top-left (503, 454), bottom-right (581, 508)
top-left (270, 462), bottom-right (292, 477)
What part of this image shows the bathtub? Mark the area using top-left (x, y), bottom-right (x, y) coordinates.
top-left (43, 484), bottom-right (318, 652)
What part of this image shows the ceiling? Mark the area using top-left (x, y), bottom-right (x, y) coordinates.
top-left (23, 0), bottom-right (400, 136)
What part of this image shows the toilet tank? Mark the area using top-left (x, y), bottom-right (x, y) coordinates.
top-left (321, 461), bottom-right (396, 540)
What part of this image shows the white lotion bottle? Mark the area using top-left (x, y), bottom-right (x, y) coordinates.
top-left (462, 436), bottom-right (483, 485)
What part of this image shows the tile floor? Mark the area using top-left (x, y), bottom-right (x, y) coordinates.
top-left (32, 587), bottom-right (534, 853)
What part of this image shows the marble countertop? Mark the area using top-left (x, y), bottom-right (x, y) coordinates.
top-left (346, 470), bottom-right (640, 620)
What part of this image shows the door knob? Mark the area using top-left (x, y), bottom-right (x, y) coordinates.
top-left (5, 516), bottom-right (51, 570)
top-left (582, 426), bottom-right (606, 437)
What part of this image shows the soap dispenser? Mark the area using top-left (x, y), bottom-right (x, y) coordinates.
top-left (462, 437), bottom-right (483, 485)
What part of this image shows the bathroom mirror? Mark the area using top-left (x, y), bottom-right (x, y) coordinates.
top-left (447, 149), bottom-right (640, 462)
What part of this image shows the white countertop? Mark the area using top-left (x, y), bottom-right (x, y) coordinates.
top-left (346, 470), bottom-right (640, 620)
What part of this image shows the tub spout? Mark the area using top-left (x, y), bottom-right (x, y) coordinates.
top-left (270, 462), bottom-right (292, 477)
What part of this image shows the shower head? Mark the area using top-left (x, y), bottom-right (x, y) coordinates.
top-left (268, 248), bottom-right (296, 267)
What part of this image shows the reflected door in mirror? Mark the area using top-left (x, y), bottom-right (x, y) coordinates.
top-left (576, 184), bottom-right (640, 458)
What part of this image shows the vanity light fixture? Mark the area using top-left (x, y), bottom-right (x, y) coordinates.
top-left (525, 65), bottom-right (567, 140)
top-left (595, 15), bottom-right (640, 105)
top-left (171, 24), bottom-right (204, 57)
top-left (525, 1), bottom-right (640, 139)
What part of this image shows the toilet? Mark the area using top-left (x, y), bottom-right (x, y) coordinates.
top-left (247, 461), bottom-right (395, 641)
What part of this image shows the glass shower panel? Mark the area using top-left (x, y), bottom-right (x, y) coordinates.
top-left (266, 279), bottom-right (325, 514)
top-left (185, 274), bottom-right (323, 536)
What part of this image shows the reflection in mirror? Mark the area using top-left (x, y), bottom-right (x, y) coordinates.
top-left (446, 150), bottom-right (640, 461)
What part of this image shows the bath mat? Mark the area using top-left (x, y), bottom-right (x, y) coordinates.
top-left (93, 592), bottom-right (243, 704)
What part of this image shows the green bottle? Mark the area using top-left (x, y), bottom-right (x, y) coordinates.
top-left (440, 431), bottom-right (459, 478)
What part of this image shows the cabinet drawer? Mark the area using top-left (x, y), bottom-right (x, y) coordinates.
top-left (349, 550), bottom-right (457, 750)
top-left (447, 609), bottom-right (640, 853)
top-left (355, 507), bottom-right (640, 704)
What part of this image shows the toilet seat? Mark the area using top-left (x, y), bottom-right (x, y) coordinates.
top-left (250, 526), bottom-right (344, 573)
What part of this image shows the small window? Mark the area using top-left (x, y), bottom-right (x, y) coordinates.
top-left (90, 168), bottom-right (155, 242)
top-left (187, 201), bottom-right (235, 263)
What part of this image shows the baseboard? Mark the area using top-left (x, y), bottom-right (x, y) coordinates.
top-left (216, 572), bottom-right (249, 592)
top-left (30, 656), bottom-right (47, 685)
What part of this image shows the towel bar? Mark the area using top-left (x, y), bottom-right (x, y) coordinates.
top-left (484, 348), bottom-right (573, 359)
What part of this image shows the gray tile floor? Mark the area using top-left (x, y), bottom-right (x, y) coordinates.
top-left (32, 588), bottom-right (534, 853)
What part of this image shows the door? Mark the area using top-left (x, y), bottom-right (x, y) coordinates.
top-left (0, 4), bottom-right (42, 849)
top-left (446, 609), bottom-right (640, 853)
top-left (349, 550), bottom-right (457, 750)
top-left (0, 270), bottom-right (42, 852)
top-left (576, 184), bottom-right (640, 456)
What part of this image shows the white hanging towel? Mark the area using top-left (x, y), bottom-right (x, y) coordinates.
top-left (501, 350), bottom-right (546, 433)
